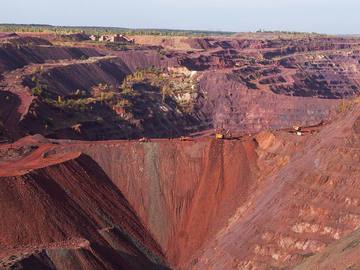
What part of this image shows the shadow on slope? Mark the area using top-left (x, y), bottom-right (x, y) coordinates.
top-left (0, 153), bottom-right (169, 269)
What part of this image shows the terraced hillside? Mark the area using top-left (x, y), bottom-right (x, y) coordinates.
top-left (2, 32), bottom-right (360, 270)
top-left (2, 33), bottom-right (360, 141)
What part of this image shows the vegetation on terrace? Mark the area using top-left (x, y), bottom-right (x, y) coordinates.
top-left (337, 96), bottom-right (360, 113)
top-left (29, 66), bottom-right (197, 111)
top-left (25, 67), bottom-right (199, 137)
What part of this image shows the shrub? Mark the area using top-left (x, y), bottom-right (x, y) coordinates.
top-left (32, 86), bottom-right (43, 96)
top-left (80, 55), bottom-right (89, 60)
top-left (30, 76), bottom-right (48, 97)
top-left (116, 99), bottom-right (131, 108)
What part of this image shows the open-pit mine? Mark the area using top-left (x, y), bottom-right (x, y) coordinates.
top-left (1, 30), bottom-right (360, 270)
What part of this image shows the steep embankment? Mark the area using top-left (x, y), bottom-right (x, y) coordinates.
top-left (0, 44), bottom-right (190, 141)
top-left (0, 42), bottom-right (101, 75)
top-left (113, 50), bottom-right (178, 72)
top-left (0, 91), bottom-right (20, 140)
top-left (0, 151), bottom-right (168, 270)
top-left (197, 71), bottom-right (339, 133)
top-left (0, 56), bottom-right (132, 140)
top-left (2, 34), bottom-right (360, 270)
top-left (3, 105), bottom-right (360, 269)
top-left (22, 57), bottom-right (131, 97)
top-left (48, 138), bottom-right (259, 268)
top-left (18, 58), bottom-right (200, 140)
top-left (0, 136), bottom-right (261, 269)
top-left (192, 105), bottom-right (360, 269)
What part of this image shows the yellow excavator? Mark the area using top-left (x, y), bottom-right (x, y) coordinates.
top-left (215, 133), bottom-right (224, 139)
top-left (215, 128), bottom-right (232, 140)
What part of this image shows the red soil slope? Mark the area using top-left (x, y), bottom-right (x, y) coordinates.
top-left (192, 106), bottom-right (360, 269)
top-left (52, 138), bottom-right (258, 268)
top-left (294, 227), bottom-right (360, 269)
top-left (2, 105), bottom-right (360, 269)
top-left (0, 134), bottom-right (262, 268)
top-left (2, 33), bottom-right (360, 270)
top-left (0, 150), bottom-right (168, 269)
top-left (198, 71), bottom-right (339, 132)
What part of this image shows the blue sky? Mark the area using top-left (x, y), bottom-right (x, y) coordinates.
top-left (1, 0), bottom-right (360, 34)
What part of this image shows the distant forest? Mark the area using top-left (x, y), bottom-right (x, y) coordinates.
top-left (0, 24), bottom-right (236, 37)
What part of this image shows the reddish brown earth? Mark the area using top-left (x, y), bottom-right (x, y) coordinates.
top-left (3, 33), bottom-right (360, 141)
top-left (0, 135), bottom-right (258, 269)
top-left (190, 105), bottom-right (360, 269)
top-left (293, 226), bottom-right (360, 269)
top-left (1, 32), bottom-right (360, 269)
top-left (0, 142), bottom-right (168, 269)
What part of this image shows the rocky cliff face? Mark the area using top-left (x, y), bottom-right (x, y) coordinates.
top-left (197, 72), bottom-right (338, 133)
